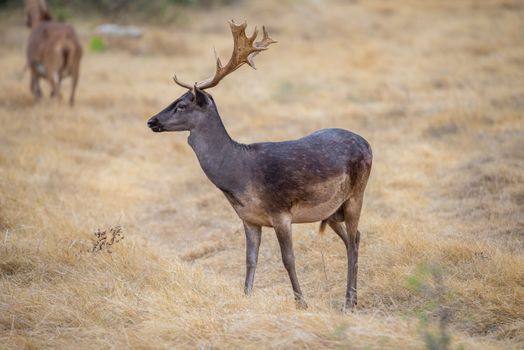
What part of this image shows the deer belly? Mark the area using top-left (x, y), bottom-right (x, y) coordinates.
top-left (291, 176), bottom-right (350, 223)
top-left (228, 175), bottom-right (350, 226)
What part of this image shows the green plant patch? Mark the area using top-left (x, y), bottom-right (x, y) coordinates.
top-left (90, 36), bottom-right (105, 53)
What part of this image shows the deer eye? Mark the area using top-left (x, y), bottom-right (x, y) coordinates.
top-left (177, 104), bottom-right (186, 111)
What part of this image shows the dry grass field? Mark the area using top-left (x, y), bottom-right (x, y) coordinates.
top-left (1, 0), bottom-right (523, 348)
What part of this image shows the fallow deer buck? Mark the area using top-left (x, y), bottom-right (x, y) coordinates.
top-left (25, 0), bottom-right (82, 106)
top-left (147, 21), bottom-right (372, 311)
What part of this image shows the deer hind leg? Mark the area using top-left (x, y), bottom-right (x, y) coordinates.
top-left (328, 220), bottom-right (349, 250)
top-left (243, 221), bottom-right (262, 295)
top-left (343, 196), bottom-right (363, 312)
top-left (273, 215), bottom-right (307, 309)
top-left (49, 71), bottom-right (62, 99)
top-left (69, 59), bottom-right (80, 106)
top-left (45, 68), bottom-right (59, 99)
top-left (326, 208), bottom-right (349, 249)
top-left (30, 69), bottom-right (42, 99)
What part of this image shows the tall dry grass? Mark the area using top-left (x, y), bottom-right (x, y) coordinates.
top-left (1, 0), bottom-right (523, 348)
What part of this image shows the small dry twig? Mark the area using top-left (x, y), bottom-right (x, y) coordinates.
top-left (91, 226), bottom-right (124, 253)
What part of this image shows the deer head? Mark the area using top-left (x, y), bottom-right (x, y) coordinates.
top-left (25, 0), bottom-right (52, 29)
top-left (148, 89), bottom-right (215, 132)
top-left (148, 20), bottom-right (276, 133)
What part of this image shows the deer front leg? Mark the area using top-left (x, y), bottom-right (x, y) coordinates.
top-left (243, 221), bottom-right (261, 295)
top-left (273, 216), bottom-right (307, 309)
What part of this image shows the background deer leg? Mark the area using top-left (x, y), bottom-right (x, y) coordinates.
top-left (274, 216), bottom-right (307, 309)
top-left (243, 221), bottom-right (261, 295)
top-left (343, 197), bottom-right (363, 312)
top-left (57, 75), bottom-right (63, 100)
top-left (30, 69), bottom-right (42, 99)
top-left (48, 72), bottom-right (61, 99)
top-left (46, 77), bottom-right (57, 98)
top-left (70, 62), bottom-right (79, 106)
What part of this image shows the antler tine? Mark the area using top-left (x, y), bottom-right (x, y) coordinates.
top-left (257, 26), bottom-right (277, 48)
top-left (248, 26), bottom-right (259, 45)
top-left (193, 21), bottom-right (276, 90)
top-left (248, 26), bottom-right (277, 69)
top-left (213, 46), bottom-right (223, 69)
top-left (173, 74), bottom-right (193, 90)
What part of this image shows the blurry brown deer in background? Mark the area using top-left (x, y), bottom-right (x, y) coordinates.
top-left (148, 21), bottom-right (372, 311)
top-left (25, 0), bottom-right (82, 106)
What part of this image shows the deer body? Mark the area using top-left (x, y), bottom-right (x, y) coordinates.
top-left (25, 0), bottom-right (82, 106)
top-left (191, 125), bottom-right (369, 228)
top-left (148, 21), bottom-right (372, 310)
top-left (149, 88), bottom-right (372, 310)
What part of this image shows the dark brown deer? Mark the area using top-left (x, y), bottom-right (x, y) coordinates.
top-left (147, 21), bottom-right (372, 311)
top-left (25, 0), bottom-right (82, 106)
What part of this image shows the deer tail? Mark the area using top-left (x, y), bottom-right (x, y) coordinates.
top-left (319, 220), bottom-right (328, 235)
top-left (61, 45), bottom-right (70, 70)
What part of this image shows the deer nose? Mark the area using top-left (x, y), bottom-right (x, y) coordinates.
top-left (147, 117), bottom-right (159, 128)
top-left (147, 117), bottom-right (163, 132)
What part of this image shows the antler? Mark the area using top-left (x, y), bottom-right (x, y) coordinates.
top-left (173, 20), bottom-right (276, 90)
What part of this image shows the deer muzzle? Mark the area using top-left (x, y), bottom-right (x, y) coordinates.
top-left (147, 116), bottom-right (164, 132)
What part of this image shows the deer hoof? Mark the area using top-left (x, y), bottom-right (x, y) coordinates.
top-left (342, 296), bottom-right (357, 313)
top-left (341, 304), bottom-right (354, 314)
top-left (296, 299), bottom-right (308, 310)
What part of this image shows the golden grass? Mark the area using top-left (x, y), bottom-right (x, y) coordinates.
top-left (1, 0), bottom-right (523, 348)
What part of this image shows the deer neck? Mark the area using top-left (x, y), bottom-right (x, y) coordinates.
top-left (29, 14), bottom-right (41, 30)
top-left (187, 113), bottom-right (245, 192)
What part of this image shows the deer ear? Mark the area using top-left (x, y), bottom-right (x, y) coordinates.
top-left (194, 86), bottom-right (208, 107)
top-left (39, 0), bottom-right (52, 21)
